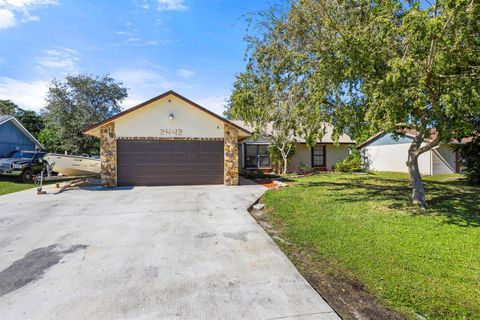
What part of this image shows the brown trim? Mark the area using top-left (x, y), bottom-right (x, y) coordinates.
top-left (311, 144), bottom-right (326, 168)
top-left (297, 141), bottom-right (355, 145)
top-left (117, 136), bottom-right (224, 141)
top-left (83, 90), bottom-right (251, 136)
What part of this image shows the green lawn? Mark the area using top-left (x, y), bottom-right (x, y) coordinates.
top-left (262, 172), bottom-right (480, 319)
top-left (0, 177), bottom-right (36, 196)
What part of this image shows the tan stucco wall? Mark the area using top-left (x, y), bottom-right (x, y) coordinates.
top-left (114, 95), bottom-right (225, 138)
top-left (289, 144), bottom-right (351, 172)
top-left (289, 144), bottom-right (311, 171)
top-left (326, 144), bottom-right (351, 170)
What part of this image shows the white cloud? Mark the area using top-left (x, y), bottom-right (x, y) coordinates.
top-left (36, 47), bottom-right (80, 72)
top-left (0, 0), bottom-right (57, 8)
top-left (0, 8), bottom-right (15, 28)
top-left (112, 68), bottom-right (172, 88)
top-left (114, 29), bottom-right (168, 47)
top-left (0, 0), bottom-right (57, 28)
top-left (0, 77), bottom-right (48, 111)
top-left (176, 68), bottom-right (195, 79)
top-left (157, 0), bottom-right (187, 11)
top-left (194, 95), bottom-right (227, 116)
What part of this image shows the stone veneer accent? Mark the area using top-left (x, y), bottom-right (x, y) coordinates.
top-left (224, 124), bottom-right (239, 186)
top-left (100, 122), bottom-right (117, 187)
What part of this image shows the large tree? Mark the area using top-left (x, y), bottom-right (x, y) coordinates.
top-left (42, 74), bottom-right (128, 154)
top-left (228, 7), bottom-right (332, 174)
top-left (232, 0), bottom-right (480, 208)
top-left (0, 99), bottom-right (19, 115)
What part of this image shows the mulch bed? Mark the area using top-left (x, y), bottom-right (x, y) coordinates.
top-left (254, 178), bottom-right (278, 188)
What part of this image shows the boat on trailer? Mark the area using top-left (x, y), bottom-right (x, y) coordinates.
top-left (43, 153), bottom-right (100, 176)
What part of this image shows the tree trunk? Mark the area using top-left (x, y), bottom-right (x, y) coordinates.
top-left (282, 153), bottom-right (288, 175)
top-left (406, 151), bottom-right (427, 210)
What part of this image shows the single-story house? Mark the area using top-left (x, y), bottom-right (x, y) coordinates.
top-left (83, 90), bottom-right (354, 187)
top-left (0, 115), bottom-right (44, 157)
top-left (358, 130), bottom-right (469, 175)
top-left (232, 121), bottom-right (355, 173)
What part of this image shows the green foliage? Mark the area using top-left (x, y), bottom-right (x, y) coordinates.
top-left (0, 99), bottom-right (19, 115)
top-left (0, 100), bottom-right (44, 137)
top-left (231, 0), bottom-right (480, 207)
top-left (42, 74), bottom-right (127, 154)
top-left (263, 172), bottom-right (480, 319)
top-left (455, 137), bottom-right (480, 185)
top-left (333, 150), bottom-right (363, 172)
top-left (17, 110), bottom-right (44, 137)
top-left (37, 128), bottom-right (64, 153)
top-left (241, 170), bottom-right (279, 180)
top-left (268, 142), bottom-right (296, 173)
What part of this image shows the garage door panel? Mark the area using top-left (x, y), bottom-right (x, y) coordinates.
top-left (117, 139), bottom-right (224, 186)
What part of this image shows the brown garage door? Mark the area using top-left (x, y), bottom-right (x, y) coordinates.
top-left (117, 139), bottom-right (224, 186)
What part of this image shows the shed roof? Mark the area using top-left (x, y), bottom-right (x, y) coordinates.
top-left (358, 129), bottom-right (475, 149)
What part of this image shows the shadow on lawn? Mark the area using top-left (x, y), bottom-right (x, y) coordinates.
top-left (298, 176), bottom-right (480, 227)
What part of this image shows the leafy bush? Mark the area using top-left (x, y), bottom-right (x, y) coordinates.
top-left (242, 170), bottom-right (279, 180)
top-left (333, 151), bottom-right (363, 172)
top-left (454, 137), bottom-right (480, 185)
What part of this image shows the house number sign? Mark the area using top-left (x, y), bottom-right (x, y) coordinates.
top-left (160, 129), bottom-right (183, 136)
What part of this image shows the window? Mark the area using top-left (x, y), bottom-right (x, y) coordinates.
top-left (312, 145), bottom-right (326, 167)
top-left (245, 144), bottom-right (271, 168)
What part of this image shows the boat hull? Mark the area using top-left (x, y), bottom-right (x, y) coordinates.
top-left (44, 154), bottom-right (100, 177)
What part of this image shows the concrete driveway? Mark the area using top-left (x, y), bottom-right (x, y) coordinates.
top-left (0, 181), bottom-right (338, 320)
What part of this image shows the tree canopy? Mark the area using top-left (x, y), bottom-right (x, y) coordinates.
top-left (42, 74), bottom-right (128, 154)
top-left (0, 99), bottom-right (44, 137)
top-left (228, 0), bottom-right (480, 208)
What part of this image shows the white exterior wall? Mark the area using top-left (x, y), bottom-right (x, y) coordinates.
top-left (115, 95), bottom-right (225, 138)
top-left (363, 143), bottom-right (432, 175)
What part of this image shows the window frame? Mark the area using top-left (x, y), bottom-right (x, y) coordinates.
top-left (311, 144), bottom-right (326, 168)
top-left (244, 144), bottom-right (271, 169)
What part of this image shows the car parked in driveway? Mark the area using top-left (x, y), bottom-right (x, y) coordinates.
top-left (0, 151), bottom-right (47, 182)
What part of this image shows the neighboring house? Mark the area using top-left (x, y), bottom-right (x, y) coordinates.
top-left (358, 130), bottom-right (469, 175)
top-left (232, 121), bottom-right (355, 173)
top-left (0, 115), bottom-right (44, 157)
top-left (83, 90), bottom-right (355, 187)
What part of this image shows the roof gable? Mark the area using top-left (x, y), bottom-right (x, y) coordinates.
top-left (83, 90), bottom-right (250, 137)
top-left (0, 115), bottom-right (44, 149)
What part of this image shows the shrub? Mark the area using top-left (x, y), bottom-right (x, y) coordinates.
top-left (454, 137), bottom-right (480, 185)
top-left (333, 151), bottom-right (363, 172)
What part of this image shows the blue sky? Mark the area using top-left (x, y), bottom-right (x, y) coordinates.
top-left (0, 0), bottom-right (280, 115)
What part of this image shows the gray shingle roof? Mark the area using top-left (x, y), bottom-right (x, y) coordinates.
top-left (231, 120), bottom-right (355, 144)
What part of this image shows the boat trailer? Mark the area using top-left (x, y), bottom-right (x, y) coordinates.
top-left (34, 163), bottom-right (100, 195)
